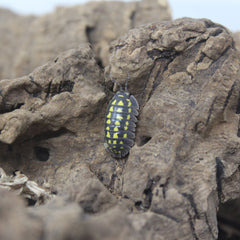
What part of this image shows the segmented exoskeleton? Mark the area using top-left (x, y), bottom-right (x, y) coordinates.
top-left (104, 76), bottom-right (139, 158)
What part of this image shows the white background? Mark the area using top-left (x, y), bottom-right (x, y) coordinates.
top-left (0, 0), bottom-right (239, 31)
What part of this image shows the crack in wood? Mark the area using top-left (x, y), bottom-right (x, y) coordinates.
top-left (108, 173), bottom-right (117, 193)
top-left (182, 193), bottom-right (200, 219)
top-left (45, 80), bottom-right (52, 99)
top-left (235, 91), bottom-right (240, 114)
top-left (160, 177), bottom-right (169, 200)
top-left (215, 157), bottom-right (224, 201)
top-left (205, 213), bottom-right (216, 239)
top-left (187, 210), bottom-right (199, 240)
top-left (146, 58), bottom-right (174, 102)
top-left (141, 176), bottom-right (158, 210)
top-left (237, 118), bottom-right (240, 137)
top-left (222, 82), bottom-right (235, 112)
top-left (206, 97), bottom-right (217, 126)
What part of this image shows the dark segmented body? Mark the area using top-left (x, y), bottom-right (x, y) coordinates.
top-left (104, 90), bottom-right (139, 158)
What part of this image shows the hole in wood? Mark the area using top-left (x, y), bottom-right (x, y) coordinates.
top-left (138, 136), bottom-right (152, 147)
top-left (34, 146), bottom-right (50, 162)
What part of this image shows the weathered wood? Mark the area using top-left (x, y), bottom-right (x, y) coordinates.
top-left (0, 10), bottom-right (239, 240)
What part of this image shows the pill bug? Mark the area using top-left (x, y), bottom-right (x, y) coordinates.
top-left (104, 76), bottom-right (139, 158)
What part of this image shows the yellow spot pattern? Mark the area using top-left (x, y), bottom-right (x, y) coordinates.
top-left (120, 146), bottom-right (124, 149)
top-left (118, 95), bottom-right (124, 97)
top-left (106, 131), bottom-right (110, 138)
top-left (118, 100), bottom-right (124, 106)
top-left (126, 121), bottom-right (129, 126)
top-left (123, 133), bottom-right (127, 138)
top-left (120, 141), bottom-right (123, 144)
top-left (128, 101), bottom-right (132, 107)
top-left (124, 126), bottom-right (128, 130)
top-left (127, 115), bottom-right (130, 120)
top-left (113, 133), bottom-right (118, 139)
top-left (116, 115), bottom-right (123, 120)
top-left (116, 108), bottom-right (122, 113)
top-left (107, 112), bottom-right (111, 118)
top-left (128, 108), bottom-right (131, 113)
top-left (114, 127), bottom-right (119, 132)
top-left (108, 140), bottom-right (111, 144)
top-left (106, 126), bottom-right (110, 130)
top-left (115, 121), bottom-right (120, 125)
top-left (112, 100), bottom-right (117, 105)
top-left (109, 106), bottom-right (113, 112)
top-left (113, 140), bottom-right (117, 144)
top-left (106, 119), bottom-right (111, 124)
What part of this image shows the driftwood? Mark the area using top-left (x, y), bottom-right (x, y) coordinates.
top-left (0, 1), bottom-right (240, 240)
top-left (0, 0), bottom-right (171, 79)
